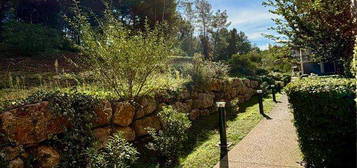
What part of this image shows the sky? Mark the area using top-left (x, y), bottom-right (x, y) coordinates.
top-left (207, 0), bottom-right (278, 50)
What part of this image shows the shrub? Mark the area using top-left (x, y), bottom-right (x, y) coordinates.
top-left (189, 55), bottom-right (230, 89)
top-left (146, 106), bottom-right (191, 167)
top-left (251, 72), bottom-right (291, 92)
top-left (285, 77), bottom-right (356, 168)
top-left (70, 6), bottom-right (175, 99)
top-left (229, 53), bottom-right (257, 76)
top-left (2, 21), bottom-right (64, 56)
top-left (0, 91), bottom-right (99, 168)
top-left (87, 133), bottom-right (139, 168)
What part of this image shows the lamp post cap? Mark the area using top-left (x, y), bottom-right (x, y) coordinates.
top-left (257, 90), bottom-right (263, 94)
top-left (216, 102), bottom-right (226, 107)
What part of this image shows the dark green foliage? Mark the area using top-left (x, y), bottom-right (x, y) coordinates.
top-left (264, 0), bottom-right (356, 76)
top-left (229, 51), bottom-right (259, 76)
top-left (256, 72), bottom-right (291, 92)
top-left (211, 28), bottom-right (252, 62)
top-left (285, 77), bottom-right (356, 168)
top-left (146, 106), bottom-right (191, 167)
top-left (2, 21), bottom-right (65, 56)
top-left (228, 45), bottom-right (293, 78)
top-left (0, 90), bottom-right (100, 167)
top-left (46, 92), bottom-right (98, 168)
top-left (87, 133), bottom-right (139, 168)
top-left (0, 0), bottom-right (179, 56)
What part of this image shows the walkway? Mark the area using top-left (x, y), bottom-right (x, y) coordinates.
top-left (214, 95), bottom-right (303, 168)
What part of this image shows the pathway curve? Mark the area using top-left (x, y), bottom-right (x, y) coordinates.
top-left (214, 95), bottom-right (303, 168)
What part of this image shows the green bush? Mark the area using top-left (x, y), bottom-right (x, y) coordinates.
top-left (2, 21), bottom-right (65, 56)
top-left (87, 133), bottom-right (139, 168)
top-left (250, 72), bottom-right (291, 93)
top-left (146, 106), bottom-right (191, 167)
top-left (229, 52), bottom-right (258, 76)
top-left (0, 91), bottom-right (99, 168)
top-left (285, 77), bottom-right (356, 168)
top-left (189, 55), bottom-right (230, 90)
top-left (70, 7), bottom-right (174, 99)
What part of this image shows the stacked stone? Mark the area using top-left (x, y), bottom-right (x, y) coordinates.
top-left (0, 78), bottom-right (259, 167)
top-left (172, 78), bottom-right (259, 121)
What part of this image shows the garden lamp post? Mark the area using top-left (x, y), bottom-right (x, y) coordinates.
top-left (216, 102), bottom-right (228, 159)
top-left (257, 90), bottom-right (264, 115)
top-left (271, 85), bottom-right (276, 102)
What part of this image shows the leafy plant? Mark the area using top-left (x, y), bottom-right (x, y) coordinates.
top-left (146, 106), bottom-right (191, 167)
top-left (69, 4), bottom-right (175, 99)
top-left (285, 77), bottom-right (356, 168)
top-left (229, 52), bottom-right (259, 77)
top-left (264, 0), bottom-right (356, 76)
top-left (189, 54), bottom-right (229, 89)
top-left (0, 90), bottom-right (99, 168)
top-left (87, 133), bottom-right (139, 168)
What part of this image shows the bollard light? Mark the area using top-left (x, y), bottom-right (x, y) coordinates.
top-left (216, 102), bottom-right (226, 108)
top-left (271, 85), bottom-right (276, 102)
top-left (257, 90), bottom-right (264, 115)
top-left (216, 101), bottom-right (228, 159)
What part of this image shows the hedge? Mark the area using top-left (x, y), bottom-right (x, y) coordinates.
top-left (285, 77), bottom-right (356, 168)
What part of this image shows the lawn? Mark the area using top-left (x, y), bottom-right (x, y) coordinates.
top-left (179, 94), bottom-right (282, 168)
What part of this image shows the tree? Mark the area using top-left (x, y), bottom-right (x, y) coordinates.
top-left (263, 0), bottom-right (357, 75)
top-left (211, 10), bottom-right (230, 60)
top-left (195, 0), bottom-right (214, 59)
top-left (2, 21), bottom-right (64, 56)
top-left (229, 51), bottom-right (260, 76)
top-left (225, 28), bottom-right (252, 60)
top-left (177, 18), bottom-right (200, 56)
top-left (123, 0), bottom-right (179, 31)
top-left (212, 28), bottom-right (230, 61)
top-left (260, 45), bottom-right (293, 73)
top-left (0, 0), bottom-right (180, 53)
top-left (178, 1), bottom-right (200, 56)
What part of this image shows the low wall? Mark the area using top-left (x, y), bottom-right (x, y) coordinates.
top-left (0, 78), bottom-right (259, 167)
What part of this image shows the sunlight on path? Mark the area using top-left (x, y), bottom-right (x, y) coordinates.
top-left (214, 95), bottom-right (303, 168)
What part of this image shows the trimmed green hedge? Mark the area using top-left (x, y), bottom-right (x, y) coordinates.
top-left (285, 77), bottom-right (356, 168)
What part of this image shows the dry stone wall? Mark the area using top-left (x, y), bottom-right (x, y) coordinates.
top-left (0, 78), bottom-right (259, 168)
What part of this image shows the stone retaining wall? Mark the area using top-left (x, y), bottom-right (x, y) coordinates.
top-left (0, 78), bottom-right (259, 168)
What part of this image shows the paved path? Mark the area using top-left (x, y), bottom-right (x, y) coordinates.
top-left (214, 95), bottom-right (303, 168)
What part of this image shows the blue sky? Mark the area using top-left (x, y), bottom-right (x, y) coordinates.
top-left (207, 0), bottom-right (278, 50)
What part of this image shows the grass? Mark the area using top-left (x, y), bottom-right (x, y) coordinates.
top-left (178, 94), bottom-right (282, 168)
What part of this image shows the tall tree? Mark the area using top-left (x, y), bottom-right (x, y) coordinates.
top-left (195, 0), bottom-right (213, 59)
top-left (211, 10), bottom-right (230, 60)
top-left (212, 28), bottom-right (229, 61)
top-left (179, 1), bottom-right (197, 56)
top-left (264, 0), bottom-right (357, 75)
top-left (225, 28), bottom-right (251, 60)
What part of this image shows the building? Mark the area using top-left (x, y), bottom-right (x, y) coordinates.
top-left (291, 49), bottom-right (337, 75)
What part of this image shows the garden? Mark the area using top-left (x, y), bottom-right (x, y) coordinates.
top-left (0, 0), bottom-right (356, 168)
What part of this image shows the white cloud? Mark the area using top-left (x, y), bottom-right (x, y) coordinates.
top-left (228, 9), bottom-right (278, 27)
top-left (247, 32), bottom-right (264, 40)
